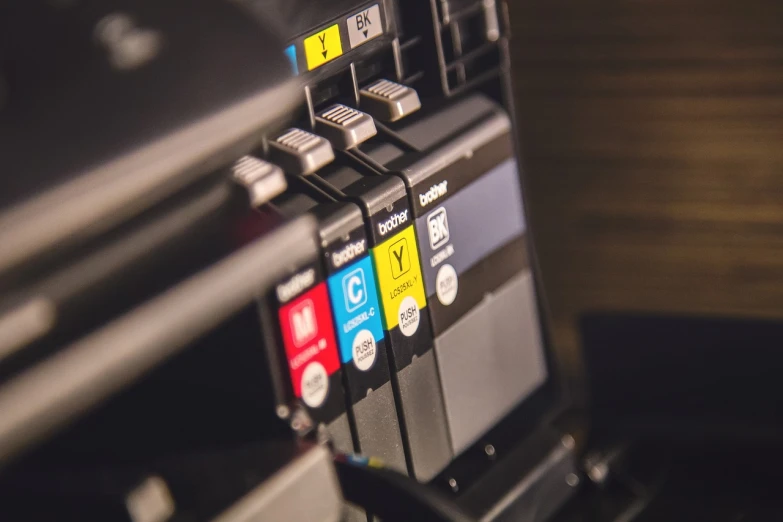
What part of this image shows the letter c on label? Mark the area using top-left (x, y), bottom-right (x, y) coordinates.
top-left (347, 275), bottom-right (364, 305)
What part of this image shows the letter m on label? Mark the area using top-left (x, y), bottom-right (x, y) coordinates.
top-left (289, 299), bottom-right (318, 348)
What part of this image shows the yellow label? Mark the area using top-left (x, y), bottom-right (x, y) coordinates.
top-left (303, 24), bottom-right (343, 71)
top-left (371, 225), bottom-right (427, 330)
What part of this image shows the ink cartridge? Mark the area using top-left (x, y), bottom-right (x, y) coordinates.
top-left (254, 208), bottom-right (354, 455)
top-left (306, 163), bottom-right (453, 482)
top-left (271, 181), bottom-right (407, 473)
top-left (357, 94), bottom-right (549, 455)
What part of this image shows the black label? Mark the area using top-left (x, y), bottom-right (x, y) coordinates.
top-left (273, 261), bottom-right (323, 305)
top-left (408, 132), bottom-right (513, 218)
top-left (323, 226), bottom-right (369, 276)
top-left (342, 337), bottom-right (393, 405)
top-left (366, 195), bottom-right (412, 247)
top-left (304, 371), bottom-right (348, 424)
top-left (385, 312), bottom-right (434, 373)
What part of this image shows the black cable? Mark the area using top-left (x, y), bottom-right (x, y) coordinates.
top-left (334, 455), bottom-right (476, 522)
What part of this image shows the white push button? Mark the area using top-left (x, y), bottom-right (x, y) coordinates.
top-left (230, 156), bottom-right (287, 207)
top-left (269, 128), bottom-right (335, 175)
top-left (359, 79), bottom-right (421, 122)
top-left (315, 104), bottom-right (377, 149)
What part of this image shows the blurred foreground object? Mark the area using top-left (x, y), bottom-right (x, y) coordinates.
top-left (0, 0), bottom-right (300, 282)
top-left (0, 0), bottom-right (301, 467)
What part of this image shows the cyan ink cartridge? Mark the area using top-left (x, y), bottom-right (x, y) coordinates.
top-left (358, 94), bottom-right (549, 456)
top-left (271, 183), bottom-right (407, 473)
top-left (308, 164), bottom-right (453, 482)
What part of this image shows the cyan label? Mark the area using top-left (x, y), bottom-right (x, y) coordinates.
top-left (327, 255), bottom-right (384, 364)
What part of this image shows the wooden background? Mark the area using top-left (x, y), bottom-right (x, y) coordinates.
top-left (506, 0), bottom-right (783, 405)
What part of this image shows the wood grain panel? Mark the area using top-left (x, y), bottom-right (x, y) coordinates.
top-left (506, 0), bottom-right (783, 402)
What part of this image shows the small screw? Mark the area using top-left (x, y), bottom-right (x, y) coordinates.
top-left (448, 478), bottom-right (459, 492)
top-left (484, 444), bottom-right (496, 458)
top-left (277, 405), bottom-right (290, 419)
top-left (566, 473), bottom-right (580, 487)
